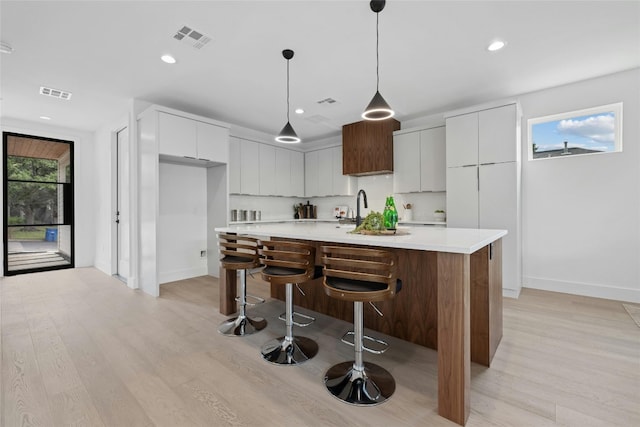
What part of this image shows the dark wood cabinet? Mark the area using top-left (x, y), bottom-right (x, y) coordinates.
top-left (342, 118), bottom-right (400, 176)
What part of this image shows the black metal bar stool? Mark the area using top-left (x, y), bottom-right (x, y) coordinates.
top-left (259, 240), bottom-right (319, 365)
top-left (321, 245), bottom-right (402, 406)
top-left (217, 234), bottom-right (267, 336)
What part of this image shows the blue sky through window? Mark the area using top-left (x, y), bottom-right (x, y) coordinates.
top-left (531, 111), bottom-right (615, 153)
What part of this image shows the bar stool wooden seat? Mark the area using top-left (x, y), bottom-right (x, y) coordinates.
top-left (217, 234), bottom-right (267, 336)
top-left (259, 240), bottom-right (319, 365)
top-left (321, 245), bottom-right (402, 406)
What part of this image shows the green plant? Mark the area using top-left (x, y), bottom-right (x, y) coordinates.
top-left (350, 211), bottom-right (385, 233)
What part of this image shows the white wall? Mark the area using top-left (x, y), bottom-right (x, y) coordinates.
top-left (520, 68), bottom-right (639, 302)
top-left (0, 118), bottom-right (95, 274)
top-left (158, 162), bottom-right (208, 284)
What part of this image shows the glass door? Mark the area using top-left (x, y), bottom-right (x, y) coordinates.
top-left (3, 132), bottom-right (74, 276)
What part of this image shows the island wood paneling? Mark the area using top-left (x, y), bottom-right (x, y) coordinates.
top-left (270, 241), bottom-right (439, 349)
top-left (436, 251), bottom-right (470, 425)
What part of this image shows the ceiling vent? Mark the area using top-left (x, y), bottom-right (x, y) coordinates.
top-left (39, 86), bottom-right (72, 100)
top-left (173, 25), bottom-right (211, 49)
top-left (317, 97), bottom-right (338, 104)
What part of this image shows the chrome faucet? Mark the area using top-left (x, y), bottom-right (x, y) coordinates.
top-left (356, 189), bottom-right (368, 227)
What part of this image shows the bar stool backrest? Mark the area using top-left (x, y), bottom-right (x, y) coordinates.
top-left (218, 233), bottom-right (260, 270)
top-left (259, 240), bottom-right (316, 286)
top-left (321, 245), bottom-right (399, 303)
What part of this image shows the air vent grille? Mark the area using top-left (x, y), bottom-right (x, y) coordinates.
top-left (317, 97), bottom-right (338, 104)
top-left (173, 25), bottom-right (211, 49)
top-left (40, 86), bottom-right (72, 100)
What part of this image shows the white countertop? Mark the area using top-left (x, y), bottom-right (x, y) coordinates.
top-left (215, 222), bottom-right (506, 254)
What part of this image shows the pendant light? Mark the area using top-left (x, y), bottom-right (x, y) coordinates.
top-left (275, 49), bottom-right (301, 143)
top-left (362, 0), bottom-right (394, 121)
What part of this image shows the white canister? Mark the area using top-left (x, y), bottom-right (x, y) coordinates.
top-left (403, 209), bottom-right (412, 222)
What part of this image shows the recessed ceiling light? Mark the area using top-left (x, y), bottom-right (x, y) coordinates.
top-left (487, 40), bottom-right (506, 52)
top-left (295, 108), bottom-right (304, 114)
top-left (161, 54), bottom-right (176, 64)
top-left (39, 116), bottom-right (51, 120)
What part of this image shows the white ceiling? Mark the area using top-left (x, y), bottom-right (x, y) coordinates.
top-left (1, 1), bottom-right (638, 143)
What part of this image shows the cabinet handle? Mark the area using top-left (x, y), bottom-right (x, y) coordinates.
top-left (183, 156), bottom-right (196, 160)
top-left (480, 162), bottom-right (495, 166)
top-left (477, 167), bottom-right (480, 192)
top-left (199, 158), bottom-right (211, 162)
top-left (462, 164), bottom-right (476, 168)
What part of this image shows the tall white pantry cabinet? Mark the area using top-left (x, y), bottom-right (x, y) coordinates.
top-left (445, 102), bottom-right (521, 296)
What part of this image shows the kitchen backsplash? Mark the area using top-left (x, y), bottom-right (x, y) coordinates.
top-left (230, 173), bottom-right (446, 222)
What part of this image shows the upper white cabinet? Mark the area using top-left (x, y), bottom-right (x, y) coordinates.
top-left (259, 144), bottom-right (276, 196)
top-left (240, 139), bottom-right (260, 195)
top-left (420, 127), bottom-right (446, 192)
top-left (332, 146), bottom-right (354, 196)
top-left (478, 105), bottom-right (517, 165)
top-left (393, 126), bottom-right (445, 193)
top-left (446, 104), bottom-right (517, 168)
top-left (158, 111), bottom-right (228, 163)
top-left (445, 113), bottom-right (478, 168)
top-left (305, 146), bottom-right (354, 197)
top-left (228, 137), bottom-right (241, 194)
top-left (290, 151), bottom-right (305, 197)
top-left (305, 150), bottom-right (320, 197)
top-left (228, 137), bottom-right (304, 197)
top-left (196, 121), bottom-right (229, 163)
top-left (159, 112), bottom-right (197, 157)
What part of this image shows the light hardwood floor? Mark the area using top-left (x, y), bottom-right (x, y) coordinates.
top-left (1, 267), bottom-right (638, 426)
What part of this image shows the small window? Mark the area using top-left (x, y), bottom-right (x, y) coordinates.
top-left (528, 103), bottom-right (622, 160)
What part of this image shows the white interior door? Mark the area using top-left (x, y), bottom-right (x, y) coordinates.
top-left (116, 127), bottom-right (130, 280)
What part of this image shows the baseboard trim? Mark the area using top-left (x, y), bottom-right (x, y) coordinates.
top-left (502, 287), bottom-right (521, 299)
top-left (159, 267), bottom-right (208, 285)
top-left (524, 276), bottom-right (640, 303)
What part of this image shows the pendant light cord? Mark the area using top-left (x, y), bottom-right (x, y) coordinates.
top-left (286, 59), bottom-right (290, 122)
top-left (376, 11), bottom-right (379, 92)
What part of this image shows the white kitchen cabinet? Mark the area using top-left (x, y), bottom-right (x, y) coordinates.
top-left (228, 137), bottom-right (241, 194)
top-left (240, 139), bottom-right (260, 195)
top-left (305, 150), bottom-right (319, 197)
top-left (259, 144), bottom-right (276, 196)
top-left (445, 101), bottom-right (521, 294)
top-left (420, 127), bottom-right (446, 192)
top-left (158, 112), bottom-right (229, 163)
top-left (291, 151), bottom-right (304, 197)
top-left (393, 126), bottom-right (445, 193)
top-left (305, 147), bottom-right (354, 197)
top-left (159, 112), bottom-right (197, 158)
top-left (479, 104), bottom-right (517, 165)
top-left (196, 121), bottom-right (229, 163)
top-left (393, 131), bottom-right (421, 193)
top-left (275, 148), bottom-right (291, 196)
top-left (446, 166), bottom-right (479, 227)
top-left (332, 146), bottom-right (354, 196)
top-left (446, 113), bottom-right (478, 168)
top-left (318, 148), bottom-right (333, 195)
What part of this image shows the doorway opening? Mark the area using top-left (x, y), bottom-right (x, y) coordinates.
top-left (3, 132), bottom-right (74, 276)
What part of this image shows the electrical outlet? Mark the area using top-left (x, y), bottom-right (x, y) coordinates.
top-left (200, 250), bottom-right (207, 257)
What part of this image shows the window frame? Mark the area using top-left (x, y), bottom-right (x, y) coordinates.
top-left (527, 102), bottom-right (623, 161)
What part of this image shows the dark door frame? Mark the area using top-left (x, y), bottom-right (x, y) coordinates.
top-left (2, 131), bottom-right (75, 276)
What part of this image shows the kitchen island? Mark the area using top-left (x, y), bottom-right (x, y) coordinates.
top-left (214, 222), bottom-right (506, 426)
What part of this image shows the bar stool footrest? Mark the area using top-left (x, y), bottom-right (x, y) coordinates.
top-left (235, 294), bottom-right (265, 306)
top-left (340, 331), bottom-right (389, 355)
top-left (278, 311), bottom-right (315, 327)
